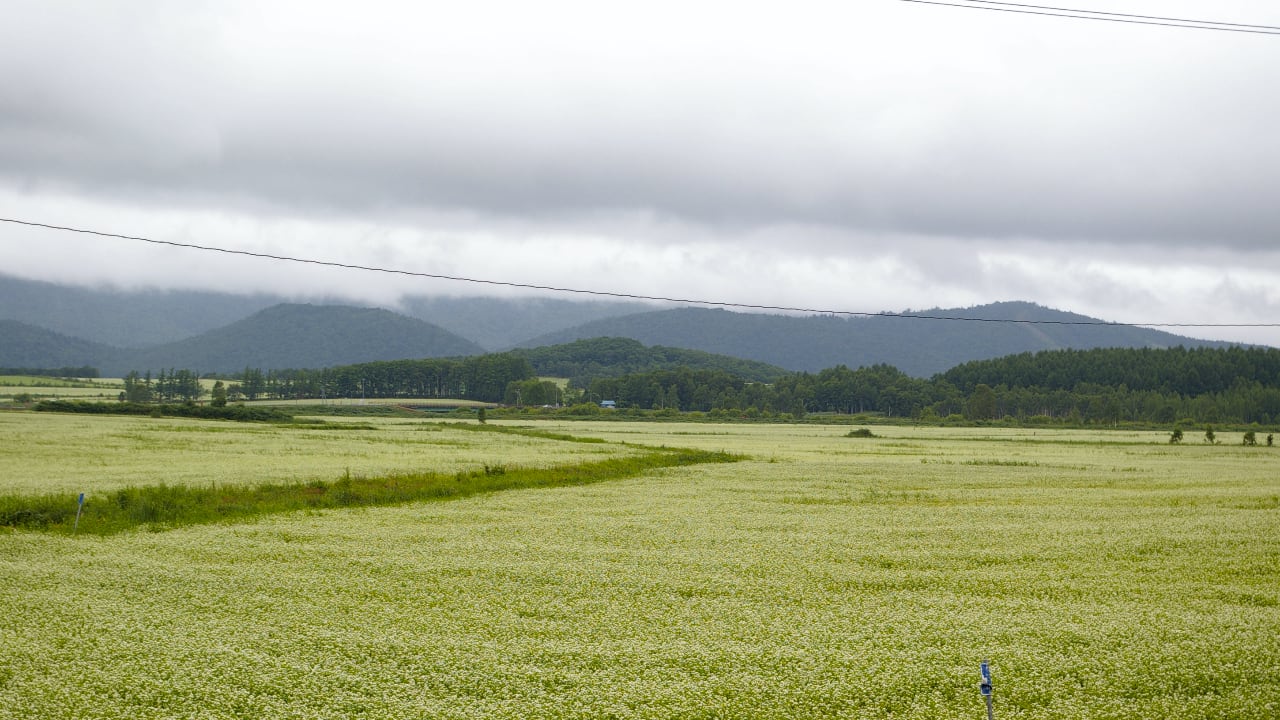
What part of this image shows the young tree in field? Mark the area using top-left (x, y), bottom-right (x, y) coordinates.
top-left (1243, 431), bottom-right (1256, 446)
top-left (211, 380), bottom-right (228, 408)
top-left (1169, 428), bottom-right (1183, 444)
top-left (1204, 426), bottom-right (1216, 444)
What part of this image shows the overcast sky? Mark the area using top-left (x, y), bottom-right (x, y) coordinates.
top-left (2, 0), bottom-right (1278, 345)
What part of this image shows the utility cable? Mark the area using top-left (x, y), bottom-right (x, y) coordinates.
top-left (897, 0), bottom-right (1280, 35)
top-left (2, 216), bottom-right (1277, 329)
top-left (957, 1), bottom-right (1280, 31)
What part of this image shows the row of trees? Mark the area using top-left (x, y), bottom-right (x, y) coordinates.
top-left (240, 354), bottom-right (535, 403)
top-left (122, 353), bottom-right (537, 406)
top-left (121, 369), bottom-right (205, 403)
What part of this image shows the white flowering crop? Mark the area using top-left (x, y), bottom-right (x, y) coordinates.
top-left (1, 421), bottom-right (1277, 718)
top-left (0, 414), bottom-right (632, 496)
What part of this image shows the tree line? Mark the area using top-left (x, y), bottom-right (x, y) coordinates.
top-left (122, 369), bottom-right (204, 403)
top-left (122, 353), bottom-right (537, 405)
top-left (114, 345), bottom-right (1280, 427)
top-left (939, 346), bottom-right (1280, 396)
top-left (580, 347), bottom-right (1280, 426)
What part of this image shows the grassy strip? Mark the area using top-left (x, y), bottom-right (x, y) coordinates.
top-left (0, 448), bottom-right (739, 536)
top-left (285, 404), bottom-right (425, 417)
top-left (0, 376), bottom-right (109, 388)
top-left (439, 421), bottom-right (609, 444)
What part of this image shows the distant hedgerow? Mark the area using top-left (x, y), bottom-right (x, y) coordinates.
top-left (34, 400), bottom-right (293, 422)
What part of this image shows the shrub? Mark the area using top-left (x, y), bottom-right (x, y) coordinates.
top-left (560, 403), bottom-right (601, 416)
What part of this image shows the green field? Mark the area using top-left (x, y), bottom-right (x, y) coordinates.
top-left (0, 375), bottom-right (124, 402)
top-left (1, 413), bottom-right (1277, 718)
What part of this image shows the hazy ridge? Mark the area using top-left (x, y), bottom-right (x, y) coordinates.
top-left (0, 274), bottom-right (1238, 378)
top-left (519, 303), bottom-right (1234, 376)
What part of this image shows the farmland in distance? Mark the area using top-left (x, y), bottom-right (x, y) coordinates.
top-left (1, 415), bottom-right (1277, 719)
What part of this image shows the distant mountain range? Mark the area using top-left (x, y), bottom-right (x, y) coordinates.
top-left (0, 273), bottom-right (1240, 378)
top-left (0, 274), bottom-right (283, 348)
top-left (399, 295), bottom-right (653, 351)
top-left (1, 305), bottom-right (483, 376)
top-left (0, 274), bottom-right (650, 350)
top-left (519, 303), bottom-right (1236, 376)
top-left (132, 304), bottom-right (485, 372)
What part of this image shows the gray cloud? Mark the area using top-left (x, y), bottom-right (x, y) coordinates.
top-left (1, 0), bottom-right (1278, 345)
top-left (3, 1), bottom-right (1278, 242)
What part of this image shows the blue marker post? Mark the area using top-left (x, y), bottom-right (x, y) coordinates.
top-left (73, 492), bottom-right (85, 534)
top-left (980, 660), bottom-right (993, 720)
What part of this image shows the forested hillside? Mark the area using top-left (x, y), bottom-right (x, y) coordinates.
top-left (117, 305), bottom-right (484, 376)
top-left (510, 337), bottom-right (789, 385)
top-left (400, 296), bottom-right (652, 350)
top-left (0, 320), bottom-right (123, 370)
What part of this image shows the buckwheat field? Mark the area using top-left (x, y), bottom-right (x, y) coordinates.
top-left (2, 415), bottom-right (1277, 718)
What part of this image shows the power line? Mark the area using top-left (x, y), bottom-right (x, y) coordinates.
top-left (2, 215), bottom-right (1276, 330)
top-left (897, 0), bottom-right (1280, 35)
top-left (959, 2), bottom-right (1280, 31)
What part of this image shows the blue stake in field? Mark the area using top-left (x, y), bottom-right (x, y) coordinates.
top-left (980, 660), bottom-right (994, 720)
top-left (73, 492), bottom-right (85, 534)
